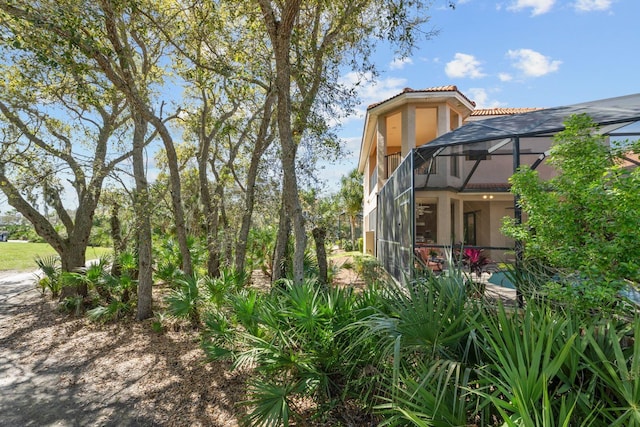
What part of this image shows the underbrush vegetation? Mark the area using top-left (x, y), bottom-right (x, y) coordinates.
top-left (166, 256), bottom-right (640, 426)
top-left (33, 240), bottom-right (640, 426)
top-left (35, 251), bottom-right (138, 321)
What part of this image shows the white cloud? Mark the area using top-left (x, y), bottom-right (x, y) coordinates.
top-left (465, 88), bottom-right (505, 109)
top-left (389, 57), bottom-right (413, 70)
top-left (445, 53), bottom-right (486, 79)
top-left (498, 72), bottom-right (513, 82)
top-left (508, 0), bottom-right (555, 15)
top-left (507, 48), bottom-right (561, 77)
top-left (574, 0), bottom-right (612, 12)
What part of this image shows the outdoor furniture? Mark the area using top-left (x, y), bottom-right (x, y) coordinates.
top-left (415, 247), bottom-right (445, 273)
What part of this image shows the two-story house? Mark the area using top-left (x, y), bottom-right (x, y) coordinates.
top-left (357, 86), bottom-right (640, 280)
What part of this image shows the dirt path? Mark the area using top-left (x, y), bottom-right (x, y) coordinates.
top-left (0, 271), bottom-right (245, 427)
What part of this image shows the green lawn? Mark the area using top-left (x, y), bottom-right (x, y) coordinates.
top-left (0, 242), bottom-right (112, 272)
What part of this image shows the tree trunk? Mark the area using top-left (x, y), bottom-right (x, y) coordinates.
top-left (235, 181), bottom-right (255, 274)
top-left (312, 227), bottom-right (328, 288)
top-left (220, 201), bottom-right (234, 268)
top-left (58, 238), bottom-right (89, 299)
top-left (234, 90), bottom-right (276, 274)
top-left (258, 0), bottom-right (306, 285)
top-left (274, 46), bottom-right (305, 285)
top-left (282, 158), bottom-right (306, 285)
top-left (110, 203), bottom-right (125, 277)
top-left (196, 118), bottom-right (221, 278)
top-left (132, 114), bottom-right (154, 320)
top-left (272, 202), bottom-right (290, 283)
top-left (159, 128), bottom-right (193, 277)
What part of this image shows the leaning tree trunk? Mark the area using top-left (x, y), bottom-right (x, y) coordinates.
top-left (234, 91), bottom-right (275, 274)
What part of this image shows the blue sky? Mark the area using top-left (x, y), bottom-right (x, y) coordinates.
top-left (2, 0), bottom-right (638, 214)
top-left (324, 0), bottom-right (640, 189)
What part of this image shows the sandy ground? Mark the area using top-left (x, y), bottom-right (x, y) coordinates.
top-left (0, 269), bottom-right (246, 427)
top-left (0, 258), bottom-right (514, 427)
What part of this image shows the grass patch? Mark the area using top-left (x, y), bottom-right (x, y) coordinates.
top-left (0, 242), bottom-right (112, 272)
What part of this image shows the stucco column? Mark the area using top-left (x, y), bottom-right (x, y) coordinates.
top-left (402, 105), bottom-right (415, 157)
top-left (376, 116), bottom-right (386, 185)
top-left (436, 193), bottom-right (451, 245)
top-left (437, 104), bottom-right (449, 137)
top-left (452, 197), bottom-right (464, 244)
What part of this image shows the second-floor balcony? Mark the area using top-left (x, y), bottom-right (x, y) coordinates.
top-left (386, 152), bottom-right (402, 178)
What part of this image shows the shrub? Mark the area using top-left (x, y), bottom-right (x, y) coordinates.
top-left (34, 255), bottom-right (62, 298)
top-left (347, 268), bottom-right (481, 426)
top-left (353, 254), bottom-right (385, 285)
top-left (166, 273), bottom-right (202, 328)
top-left (201, 277), bottom-right (379, 425)
top-left (503, 114), bottom-right (640, 283)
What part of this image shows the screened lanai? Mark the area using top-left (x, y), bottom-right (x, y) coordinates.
top-left (377, 93), bottom-right (640, 281)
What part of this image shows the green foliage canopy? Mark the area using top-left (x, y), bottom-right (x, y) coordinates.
top-left (502, 114), bottom-right (640, 282)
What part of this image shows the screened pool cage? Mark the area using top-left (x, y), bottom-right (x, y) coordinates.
top-left (376, 94), bottom-right (640, 282)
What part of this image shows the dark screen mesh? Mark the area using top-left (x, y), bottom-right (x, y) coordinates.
top-left (377, 154), bottom-right (413, 281)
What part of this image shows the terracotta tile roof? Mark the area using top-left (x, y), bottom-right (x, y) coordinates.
top-left (470, 107), bottom-right (543, 116)
top-left (367, 85), bottom-right (476, 110)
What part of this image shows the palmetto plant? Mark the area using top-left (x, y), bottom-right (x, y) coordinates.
top-left (154, 237), bottom-right (184, 285)
top-left (201, 277), bottom-right (368, 426)
top-left (376, 359), bottom-right (475, 427)
top-left (166, 273), bottom-right (202, 328)
top-left (34, 255), bottom-right (62, 298)
top-left (246, 226), bottom-right (277, 274)
top-left (203, 267), bottom-right (248, 306)
top-left (165, 268), bottom-right (249, 330)
top-left (62, 255), bottom-right (136, 321)
top-left (347, 269), bottom-right (481, 426)
top-left (583, 318), bottom-right (640, 426)
top-left (471, 301), bottom-right (598, 427)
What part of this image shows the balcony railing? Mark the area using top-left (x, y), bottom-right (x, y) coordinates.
top-left (386, 152), bottom-right (402, 178)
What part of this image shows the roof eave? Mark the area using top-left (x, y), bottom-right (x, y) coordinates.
top-left (367, 90), bottom-right (475, 117)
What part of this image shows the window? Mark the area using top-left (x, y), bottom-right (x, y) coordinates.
top-left (466, 150), bottom-right (491, 161)
top-left (416, 158), bottom-right (437, 175)
top-left (450, 155), bottom-right (459, 177)
top-left (416, 203), bottom-right (437, 244)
